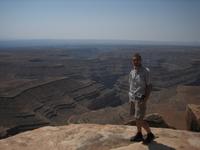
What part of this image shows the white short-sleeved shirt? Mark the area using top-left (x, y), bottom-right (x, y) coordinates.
top-left (129, 66), bottom-right (151, 101)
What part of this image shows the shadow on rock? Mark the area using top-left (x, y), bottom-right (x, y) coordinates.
top-left (147, 141), bottom-right (176, 150)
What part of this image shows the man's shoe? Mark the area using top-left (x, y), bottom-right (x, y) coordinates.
top-left (130, 132), bottom-right (143, 142)
top-left (142, 132), bottom-right (155, 144)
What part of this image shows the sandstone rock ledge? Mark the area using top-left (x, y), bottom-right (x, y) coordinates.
top-left (0, 124), bottom-right (200, 150)
top-left (186, 104), bottom-right (200, 132)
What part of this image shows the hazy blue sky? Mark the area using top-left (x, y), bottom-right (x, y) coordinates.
top-left (0, 0), bottom-right (200, 42)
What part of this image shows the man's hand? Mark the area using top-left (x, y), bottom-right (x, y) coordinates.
top-left (129, 100), bottom-right (133, 105)
top-left (144, 84), bottom-right (152, 103)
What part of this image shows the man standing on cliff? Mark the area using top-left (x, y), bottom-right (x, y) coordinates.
top-left (129, 53), bottom-right (155, 144)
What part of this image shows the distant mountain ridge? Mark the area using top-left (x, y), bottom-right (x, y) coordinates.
top-left (0, 39), bottom-right (200, 48)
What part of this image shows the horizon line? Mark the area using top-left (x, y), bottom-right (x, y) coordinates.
top-left (0, 38), bottom-right (200, 47)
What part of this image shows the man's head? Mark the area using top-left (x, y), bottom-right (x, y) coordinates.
top-left (132, 53), bottom-right (142, 68)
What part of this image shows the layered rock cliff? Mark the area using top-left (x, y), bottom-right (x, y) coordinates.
top-left (0, 78), bottom-right (121, 139)
top-left (0, 124), bottom-right (200, 150)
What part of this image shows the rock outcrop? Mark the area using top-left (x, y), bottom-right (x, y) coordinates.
top-left (0, 124), bottom-right (200, 150)
top-left (68, 108), bottom-right (173, 129)
top-left (125, 113), bottom-right (173, 128)
top-left (186, 104), bottom-right (200, 132)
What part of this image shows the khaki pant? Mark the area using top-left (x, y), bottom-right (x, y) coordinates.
top-left (130, 100), bottom-right (146, 120)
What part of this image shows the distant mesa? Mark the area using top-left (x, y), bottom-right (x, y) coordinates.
top-left (29, 58), bottom-right (44, 62)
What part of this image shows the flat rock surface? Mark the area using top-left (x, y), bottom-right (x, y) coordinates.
top-left (0, 124), bottom-right (200, 150)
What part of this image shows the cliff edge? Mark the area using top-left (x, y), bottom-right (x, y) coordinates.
top-left (0, 123), bottom-right (200, 150)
